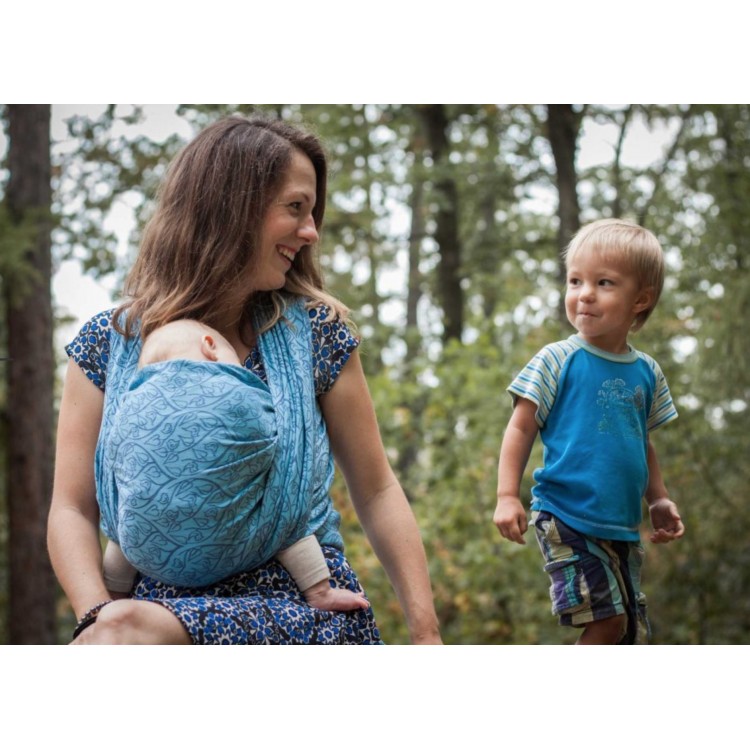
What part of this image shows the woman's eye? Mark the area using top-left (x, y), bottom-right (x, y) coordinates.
top-left (289, 202), bottom-right (302, 212)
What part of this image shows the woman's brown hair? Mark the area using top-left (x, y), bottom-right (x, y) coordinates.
top-left (115, 114), bottom-right (348, 340)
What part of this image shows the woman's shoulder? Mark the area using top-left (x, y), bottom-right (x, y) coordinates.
top-left (65, 309), bottom-right (116, 391)
top-left (306, 302), bottom-right (359, 395)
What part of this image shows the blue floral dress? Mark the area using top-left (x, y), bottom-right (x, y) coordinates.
top-left (67, 304), bottom-right (383, 645)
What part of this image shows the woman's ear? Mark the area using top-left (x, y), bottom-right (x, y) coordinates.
top-left (200, 335), bottom-right (219, 362)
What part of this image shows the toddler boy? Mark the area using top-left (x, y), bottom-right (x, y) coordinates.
top-left (493, 219), bottom-right (684, 644)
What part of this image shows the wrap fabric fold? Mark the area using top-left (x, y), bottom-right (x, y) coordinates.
top-left (94, 299), bottom-right (342, 587)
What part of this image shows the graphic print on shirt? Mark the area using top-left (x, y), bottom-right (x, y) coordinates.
top-left (596, 378), bottom-right (645, 440)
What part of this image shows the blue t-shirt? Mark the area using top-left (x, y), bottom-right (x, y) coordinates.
top-left (508, 335), bottom-right (678, 542)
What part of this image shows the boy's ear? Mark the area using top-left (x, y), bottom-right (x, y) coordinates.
top-left (633, 287), bottom-right (654, 314)
top-left (200, 335), bottom-right (219, 361)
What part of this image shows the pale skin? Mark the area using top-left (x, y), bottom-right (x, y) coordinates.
top-left (493, 248), bottom-right (685, 644)
top-left (48, 149), bottom-right (440, 645)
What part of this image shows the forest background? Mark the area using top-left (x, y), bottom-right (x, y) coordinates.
top-left (1, 103), bottom-right (748, 645)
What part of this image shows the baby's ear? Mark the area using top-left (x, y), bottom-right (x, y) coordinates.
top-left (200, 335), bottom-right (219, 362)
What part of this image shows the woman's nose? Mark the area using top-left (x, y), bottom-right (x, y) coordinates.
top-left (298, 214), bottom-right (319, 244)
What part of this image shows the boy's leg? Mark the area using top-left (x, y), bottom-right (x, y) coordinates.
top-left (532, 511), bottom-right (648, 644)
top-left (577, 613), bottom-right (627, 644)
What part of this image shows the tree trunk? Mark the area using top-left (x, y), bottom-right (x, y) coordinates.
top-left (4, 104), bottom-right (57, 644)
top-left (416, 105), bottom-right (463, 343)
top-left (405, 176), bottom-right (425, 363)
top-left (611, 104), bottom-right (634, 218)
top-left (546, 104), bottom-right (582, 323)
top-left (394, 172), bottom-right (426, 492)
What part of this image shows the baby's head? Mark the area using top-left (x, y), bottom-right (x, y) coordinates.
top-left (139, 320), bottom-right (241, 367)
top-left (564, 218), bottom-right (665, 331)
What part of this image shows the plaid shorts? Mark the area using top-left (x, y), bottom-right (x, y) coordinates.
top-left (532, 510), bottom-right (650, 644)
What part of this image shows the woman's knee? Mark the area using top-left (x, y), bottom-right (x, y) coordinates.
top-left (90, 601), bottom-right (190, 644)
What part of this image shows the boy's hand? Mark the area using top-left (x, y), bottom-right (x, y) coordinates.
top-left (648, 498), bottom-right (685, 544)
top-left (494, 496), bottom-right (528, 545)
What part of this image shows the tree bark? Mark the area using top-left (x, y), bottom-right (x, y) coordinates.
top-left (4, 104), bottom-right (57, 644)
top-left (416, 105), bottom-right (463, 343)
top-left (611, 104), bottom-right (634, 218)
top-left (546, 104), bottom-right (582, 323)
top-left (405, 177), bottom-right (425, 362)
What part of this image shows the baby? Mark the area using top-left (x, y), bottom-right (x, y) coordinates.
top-left (102, 319), bottom-right (368, 612)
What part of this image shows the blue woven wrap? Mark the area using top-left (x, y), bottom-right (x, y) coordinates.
top-left (94, 300), bottom-right (343, 587)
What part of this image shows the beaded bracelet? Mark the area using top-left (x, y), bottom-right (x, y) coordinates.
top-left (72, 600), bottom-right (112, 640)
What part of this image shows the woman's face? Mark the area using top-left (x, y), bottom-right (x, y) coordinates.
top-left (252, 150), bottom-right (319, 293)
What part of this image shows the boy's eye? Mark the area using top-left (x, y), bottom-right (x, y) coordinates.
top-left (568, 278), bottom-right (581, 286)
top-left (599, 279), bottom-right (614, 286)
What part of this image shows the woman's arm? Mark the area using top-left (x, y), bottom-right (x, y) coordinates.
top-left (319, 350), bottom-right (442, 644)
top-left (47, 360), bottom-right (111, 619)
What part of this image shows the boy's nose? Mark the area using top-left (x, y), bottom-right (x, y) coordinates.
top-left (579, 283), bottom-right (596, 301)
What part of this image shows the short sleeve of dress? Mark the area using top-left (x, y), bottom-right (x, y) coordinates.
top-left (65, 310), bottom-right (114, 391)
top-left (308, 304), bottom-right (359, 396)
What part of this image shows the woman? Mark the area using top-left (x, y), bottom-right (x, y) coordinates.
top-left (48, 115), bottom-right (442, 645)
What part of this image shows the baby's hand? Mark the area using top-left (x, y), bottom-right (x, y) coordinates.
top-left (494, 496), bottom-right (528, 545)
top-left (648, 498), bottom-right (685, 544)
top-left (303, 579), bottom-right (369, 612)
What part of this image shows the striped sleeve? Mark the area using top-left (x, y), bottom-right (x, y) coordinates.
top-left (507, 340), bottom-right (577, 427)
top-left (639, 352), bottom-right (678, 431)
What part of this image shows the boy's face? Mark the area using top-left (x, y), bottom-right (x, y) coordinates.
top-left (565, 249), bottom-right (652, 354)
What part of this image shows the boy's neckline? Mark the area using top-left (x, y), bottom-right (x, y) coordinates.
top-left (569, 335), bottom-right (639, 363)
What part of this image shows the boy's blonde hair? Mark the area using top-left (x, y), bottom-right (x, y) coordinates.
top-left (563, 218), bottom-right (665, 331)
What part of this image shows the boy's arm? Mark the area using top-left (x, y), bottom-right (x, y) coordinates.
top-left (645, 437), bottom-right (685, 543)
top-left (494, 397), bottom-right (539, 545)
